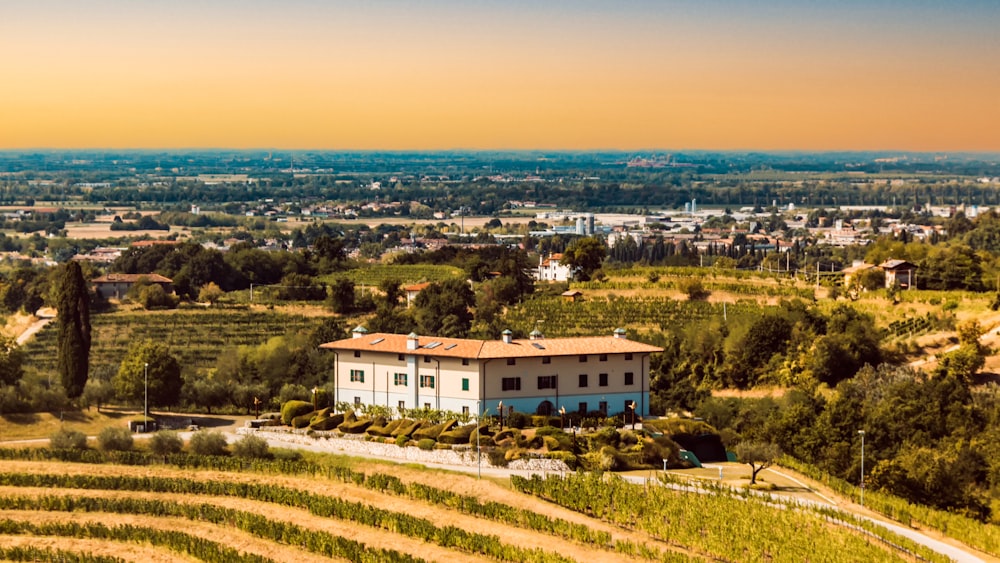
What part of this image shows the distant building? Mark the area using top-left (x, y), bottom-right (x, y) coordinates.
top-left (879, 259), bottom-right (917, 290)
top-left (536, 253), bottom-right (571, 282)
top-left (402, 282), bottom-right (432, 306)
top-left (92, 273), bottom-right (174, 300)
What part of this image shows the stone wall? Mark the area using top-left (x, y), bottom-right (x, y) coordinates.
top-left (238, 427), bottom-right (571, 472)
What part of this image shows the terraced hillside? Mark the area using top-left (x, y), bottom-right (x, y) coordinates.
top-left (0, 449), bottom-right (952, 563)
top-left (20, 309), bottom-right (323, 376)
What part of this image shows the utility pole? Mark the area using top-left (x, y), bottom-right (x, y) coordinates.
top-left (858, 430), bottom-right (866, 508)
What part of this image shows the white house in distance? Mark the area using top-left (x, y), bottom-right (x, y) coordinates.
top-left (320, 328), bottom-right (663, 418)
top-left (536, 253), bottom-right (571, 282)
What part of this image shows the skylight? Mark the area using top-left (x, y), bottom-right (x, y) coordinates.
top-left (424, 342), bottom-right (442, 349)
top-left (444, 344), bottom-right (458, 350)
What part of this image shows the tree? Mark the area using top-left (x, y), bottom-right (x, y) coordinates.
top-left (413, 279), bottom-right (475, 337)
top-left (733, 441), bottom-right (783, 485)
top-left (0, 336), bottom-right (24, 388)
top-left (198, 282), bottom-right (224, 305)
top-left (55, 261), bottom-right (91, 398)
top-left (562, 237), bottom-right (606, 281)
top-left (112, 340), bottom-right (182, 416)
top-left (327, 278), bottom-right (356, 314)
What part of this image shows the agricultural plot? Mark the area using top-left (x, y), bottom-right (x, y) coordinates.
top-left (20, 309), bottom-right (323, 376)
top-left (322, 264), bottom-right (465, 287)
top-left (505, 296), bottom-right (763, 337)
top-left (0, 449), bottom-right (951, 563)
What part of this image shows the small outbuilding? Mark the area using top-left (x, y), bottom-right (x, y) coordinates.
top-left (560, 290), bottom-right (583, 302)
top-left (879, 259), bottom-right (917, 289)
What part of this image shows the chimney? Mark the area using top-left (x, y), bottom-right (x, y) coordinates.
top-left (407, 332), bottom-right (419, 350)
top-left (501, 329), bottom-right (513, 344)
top-left (529, 329), bottom-right (543, 340)
top-left (352, 326), bottom-right (369, 339)
top-left (613, 328), bottom-right (627, 340)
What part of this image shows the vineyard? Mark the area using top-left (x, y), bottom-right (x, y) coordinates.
top-left (505, 295), bottom-right (764, 337)
top-left (321, 264), bottom-right (465, 287)
top-left (20, 309), bottom-right (324, 376)
top-left (0, 447), bottom-right (957, 562)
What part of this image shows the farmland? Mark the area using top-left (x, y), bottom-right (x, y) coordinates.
top-left (0, 447), bottom-right (956, 562)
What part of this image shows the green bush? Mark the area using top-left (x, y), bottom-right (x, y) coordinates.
top-left (291, 412), bottom-right (316, 429)
top-left (437, 423), bottom-right (476, 445)
top-left (310, 413), bottom-right (344, 431)
top-left (281, 400), bottom-right (314, 425)
top-left (338, 418), bottom-right (373, 434)
top-left (49, 429), bottom-right (87, 450)
top-left (530, 415), bottom-right (548, 428)
top-left (232, 434), bottom-right (271, 459)
top-left (149, 431), bottom-right (183, 455)
top-left (392, 420), bottom-right (423, 438)
top-left (487, 448), bottom-right (510, 467)
top-left (417, 438), bottom-right (436, 450)
top-left (272, 448), bottom-right (303, 462)
top-left (546, 450), bottom-right (578, 470)
top-left (367, 418), bottom-right (405, 437)
top-left (507, 411), bottom-right (528, 429)
top-left (469, 427), bottom-right (494, 447)
top-left (534, 426), bottom-right (564, 437)
top-left (97, 426), bottom-right (134, 452)
top-left (413, 419), bottom-right (457, 440)
top-left (395, 434), bottom-right (409, 447)
top-left (189, 430), bottom-right (228, 456)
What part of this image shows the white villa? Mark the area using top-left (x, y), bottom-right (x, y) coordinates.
top-left (536, 253), bottom-right (571, 282)
top-left (320, 328), bottom-right (662, 418)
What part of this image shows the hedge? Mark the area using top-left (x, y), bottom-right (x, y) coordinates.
top-left (281, 400), bottom-right (314, 425)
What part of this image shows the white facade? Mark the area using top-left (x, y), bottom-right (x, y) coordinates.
top-left (536, 253), bottom-right (571, 282)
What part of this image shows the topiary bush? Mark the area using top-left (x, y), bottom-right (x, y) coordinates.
top-left (49, 429), bottom-right (87, 450)
top-left (437, 423), bottom-right (475, 445)
top-left (309, 414), bottom-right (344, 431)
top-left (291, 412), bottom-right (316, 429)
top-left (413, 419), bottom-right (457, 441)
top-left (506, 411), bottom-right (528, 429)
top-left (417, 438), bottom-right (436, 450)
top-left (338, 418), bottom-right (373, 434)
top-left (392, 420), bottom-right (423, 438)
top-left (281, 400), bottom-right (314, 425)
top-left (395, 434), bottom-right (409, 447)
top-left (149, 431), bottom-right (183, 456)
top-left (189, 430), bottom-right (228, 456)
top-left (97, 426), bottom-right (134, 452)
top-left (367, 418), bottom-right (404, 437)
top-left (232, 434), bottom-right (271, 459)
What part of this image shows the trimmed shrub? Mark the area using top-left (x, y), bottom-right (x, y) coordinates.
top-left (149, 431), bottom-right (183, 455)
top-left (534, 426), bottom-right (565, 437)
top-left (232, 434), bottom-right (271, 459)
top-left (310, 413), bottom-right (344, 431)
top-left (339, 418), bottom-right (373, 434)
top-left (437, 423), bottom-right (476, 445)
top-left (367, 418), bottom-right (405, 437)
top-left (413, 419), bottom-right (457, 441)
top-left (291, 412), bottom-right (316, 429)
top-left (49, 429), bottom-right (87, 450)
top-left (507, 411), bottom-right (528, 429)
top-left (542, 436), bottom-right (561, 451)
top-left (392, 420), bottom-right (423, 438)
top-left (97, 426), bottom-right (134, 452)
top-left (342, 410), bottom-right (357, 424)
top-left (395, 434), bottom-right (409, 447)
top-left (528, 435), bottom-right (544, 449)
top-left (281, 400), bottom-right (314, 425)
top-left (469, 426), bottom-right (494, 447)
top-left (530, 415), bottom-right (548, 428)
top-left (417, 438), bottom-right (436, 450)
top-left (189, 430), bottom-right (228, 456)
top-left (546, 450), bottom-right (578, 470)
top-left (487, 448), bottom-right (509, 467)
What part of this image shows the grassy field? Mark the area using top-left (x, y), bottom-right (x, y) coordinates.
top-left (0, 446), bottom-right (953, 563)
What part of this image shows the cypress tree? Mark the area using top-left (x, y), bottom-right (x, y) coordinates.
top-left (56, 261), bottom-right (91, 398)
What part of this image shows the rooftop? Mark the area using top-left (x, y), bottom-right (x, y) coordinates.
top-left (321, 332), bottom-right (662, 359)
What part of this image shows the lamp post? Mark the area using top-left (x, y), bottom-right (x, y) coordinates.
top-left (312, 386), bottom-right (319, 411)
top-left (253, 396), bottom-right (261, 419)
top-left (559, 405), bottom-right (566, 430)
top-left (858, 430), bottom-right (866, 508)
top-left (498, 401), bottom-right (503, 430)
top-left (629, 401), bottom-right (636, 430)
top-left (143, 362), bottom-right (149, 423)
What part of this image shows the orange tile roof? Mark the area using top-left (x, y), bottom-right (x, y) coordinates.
top-left (320, 332), bottom-right (662, 359)
top-left (403, 282), bottom-right (432, 292)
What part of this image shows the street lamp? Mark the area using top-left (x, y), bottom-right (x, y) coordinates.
top-left (559, 405), bottom-right (566, 430)
top-left (498, 401), bottom-right (503, 430)
top-left (253, 396), bottom-right (261, 419)
top-left (629, 401), bottom-right (637, 430)
top-left (143, 362), bottom-right (149, 424)
top-left (858, 430), bottom-right (866, 508)
top-left (312, 386), bottom-right (319, 410)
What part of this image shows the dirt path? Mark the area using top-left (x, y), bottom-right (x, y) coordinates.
top-left (14, 316), bottom-right (51, 346)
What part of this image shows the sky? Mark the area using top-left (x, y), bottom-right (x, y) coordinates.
top-left (2, 1), bottom-right (999, 151)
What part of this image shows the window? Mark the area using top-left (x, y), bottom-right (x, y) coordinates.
top-left (420, 375), bottom-right (435, 389)
top-left (579, 355), bottom-right (588, 363)
top-left (462, 406), bottom-right (469, 416)
top-left (350, 369), bottom-right (365, 383)
top-left (599, 354), bottom-right (607, 362)
top-left (394, 373), bottom-right (408, 386)
top-left (625, 353), bottom-right (633, 361)
top-left (462, 358), bottom-right (470, 366)
top-left (398, 353), bottom-right (405, 361)
top-left (354, 396), bottom-right (361, 407)
top-left (599, 373), bottom-right (608, 387)
top-left (502, 377), bottom-right (521, 391)
top-left (578, 402), bottom-right (587, 414)
top-left (424, 402), bottom-right (431, 410)
top-left (542, 356), bottom-right (551, 365)
top-left (398, 400), bottom-right (405, 410)
top-left (462, 378), bottom-right (470, 391)
top-left (538, 375), bottom-right (557, 389)
top-left (353, 350), bottom-right (361, 358)
top-left (578, 373), bottom-right (588, 387)
top-left (423, 356), bottom-right (431, 363)
top-left (507, 358), bottom-right (516, 366)
top-left (624, 372), bottom-right (634, 386)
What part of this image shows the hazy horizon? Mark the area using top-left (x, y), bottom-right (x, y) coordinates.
top-left (3, 1), bottom-right (999, 152)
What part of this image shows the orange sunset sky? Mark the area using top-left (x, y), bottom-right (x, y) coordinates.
top-left (1, 1), bottom-right (998, 151)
